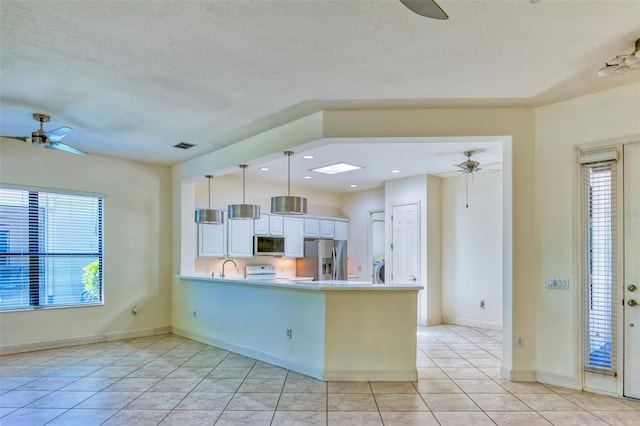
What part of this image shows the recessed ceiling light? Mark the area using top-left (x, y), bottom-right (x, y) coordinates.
top-left (311, 162), bottom-right (363, 175)
top-left (259, 167), bottom-right (270, 171)
top-left (392, 169), bottom-right (400, 173)
top-left (304, 176), bottom-right (312, 179)
top-left (349, 184), bottom-right (358, 188)
top-left (303, 155), bottom-right (314, 159)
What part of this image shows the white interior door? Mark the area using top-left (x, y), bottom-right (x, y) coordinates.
top-left (391, 203), bottom-right (419, 284)
top-left (624, 142), bottom-right (640, 399)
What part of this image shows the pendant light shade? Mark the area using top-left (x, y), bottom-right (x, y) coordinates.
top-left (228, 164), bottom-right (260, 220)
top-left (271, 151), bottom-right (308, 215)
top-left (195, 175), bottom-right (224, 224)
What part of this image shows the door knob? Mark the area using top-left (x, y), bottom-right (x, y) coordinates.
top-left (628, 284), bottom-right (637, 292)
top-left (628, 299), bottom-right (638, 307)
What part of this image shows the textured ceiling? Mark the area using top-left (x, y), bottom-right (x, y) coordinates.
top-left (1, 0), bottom-right (639, 166)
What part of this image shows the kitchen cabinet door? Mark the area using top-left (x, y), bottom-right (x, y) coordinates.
top-left (254, 215), bottom-right (269, 236)
top-left (228, 219), bottom-right (254, 257)
top-left (304, 218), bottom-right (320, 237)
top-left (320, 220), bottom-right (335, 238)
top-left (284, 217), bottom-right (304, 258)
top-left (334, 221), bottom-right (349, 241)
top-left (198, 222), bottom-right (226, 257)
top-left (269, 215), bottom-right (284, 236)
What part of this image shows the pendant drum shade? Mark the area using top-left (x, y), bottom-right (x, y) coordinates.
top-left (195, 175), bottom-right (224, 224)
top-left (271, 151), bottom-right (308, 215)
top-left (228, 164), bottom-right (260, 220)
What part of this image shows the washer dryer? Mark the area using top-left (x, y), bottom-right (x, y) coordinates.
top-left (373, 258), bottom-right (385, 284)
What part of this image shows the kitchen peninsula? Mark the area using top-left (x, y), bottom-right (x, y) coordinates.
top-left (173, 276), bottom-right (423, 381)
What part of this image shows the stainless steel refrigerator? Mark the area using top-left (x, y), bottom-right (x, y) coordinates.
top-left (296, 239), bottom-right (348, 281)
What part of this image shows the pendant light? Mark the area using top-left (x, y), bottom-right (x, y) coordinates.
top-left (195, 175), bottom-right (224, 224)
top-left (228, 164), bottom-right (260, 220)
top-left (271, 151), bottom-right (308, 215)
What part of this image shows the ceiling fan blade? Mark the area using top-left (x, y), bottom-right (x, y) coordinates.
top-left (44, 126), bottom-right (73, 142)
top-left (399, 0), bottom-right (449, 20)
top-left (49, 141), bottom-right (87, 156)
top-left (480, 161), bottom-right (502, 169)
top-left (1, 135), bottom-right (30, 142)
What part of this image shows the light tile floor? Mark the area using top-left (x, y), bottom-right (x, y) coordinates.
top-left (1, 324), bottom-right (638, 425)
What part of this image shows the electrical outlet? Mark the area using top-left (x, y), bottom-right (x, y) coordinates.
top-left (131, 306), bottom-right (138, 316)
top-left (192, 310), bottom-right (197, 319)
top-left (286, 328), bottom-right (292, 339)
top-left (516, 336), bottom-right (524, 348)
top-left (546, 277), bottom-right (569, 290)
top-left (480, 299), bottom-right (485, 309)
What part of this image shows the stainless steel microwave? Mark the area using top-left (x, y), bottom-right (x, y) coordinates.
top-left (254, 236), bottom-right (285, 256)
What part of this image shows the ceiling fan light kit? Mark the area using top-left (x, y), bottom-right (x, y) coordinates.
top-left (597, 38), bottom-right (640, 77)
top-left (271, 151), bottom-right (308, 215)
top-left (195, 175), bottom-right (224, 224)
top-left (228, 164), bottom-right (260, 220)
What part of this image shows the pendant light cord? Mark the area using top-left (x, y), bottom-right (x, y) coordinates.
top-left (287, 153), bottom-right (291, 196)
top-left (206, 175), bottom-right (213, 209)
top-left (242, 167), bottom-right (246, 203)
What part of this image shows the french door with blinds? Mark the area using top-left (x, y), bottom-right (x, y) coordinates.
top-left (581, 143), bottom-right (640, 399)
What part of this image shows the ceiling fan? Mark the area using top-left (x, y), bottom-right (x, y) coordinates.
top-left (400, 0), bottom-right (542, 20)
top-left (1, 113), bottom-right (87, 156)
top-left (437, 150), bottom-right (502, 208)
top-left (399, 0), bottom-right (448, 20)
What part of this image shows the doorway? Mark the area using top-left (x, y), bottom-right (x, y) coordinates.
top-left (369, 210), bottom-right (385, 283)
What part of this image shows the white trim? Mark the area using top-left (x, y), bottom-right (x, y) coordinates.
top-left (172, 326), bottom-right (323, 380)
top-left (0, 182), bottom-right (106, 199)
top-left (500, 364), bottom-right (536, 382)
top-left (536, 370), bottom-right (581, 390)
top-left (578, 150), bottom-right (618, 164)
top-left (323, 369), bottom-right (417, 382)
top-left (0, 326), bottom-right (171, 355)
top-left (443, 317), bottom-right (502, 331)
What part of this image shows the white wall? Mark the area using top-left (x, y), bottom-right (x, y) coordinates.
top-left (426, 175), bottom-right (442, 326)
top-left (0, 139), bottom-right (172, 352)
top-left (339, 188), bottom-right (385, 280)
top-left (442, 171), bottom-right (503, 329)
top-left (534, 83), bottom-right (640, 391)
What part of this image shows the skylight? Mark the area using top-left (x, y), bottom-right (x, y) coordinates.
top-left (311, 162), bottom-right (363, 175)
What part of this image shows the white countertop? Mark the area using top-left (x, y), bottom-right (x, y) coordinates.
top-left (177, 275), bottom-right (423, 291)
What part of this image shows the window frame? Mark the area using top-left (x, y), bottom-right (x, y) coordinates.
top-left (0, 184), bottom-right (105, 312)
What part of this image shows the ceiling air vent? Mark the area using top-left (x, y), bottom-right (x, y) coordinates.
top-left (173, 142), bottom-right (196, 149)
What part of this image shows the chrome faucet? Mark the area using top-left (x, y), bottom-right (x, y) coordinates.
top-left (220, 259), bottom-right (237, 278)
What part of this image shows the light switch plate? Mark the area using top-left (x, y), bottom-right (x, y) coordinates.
top-left (546, 277), bottom-right (569, 290)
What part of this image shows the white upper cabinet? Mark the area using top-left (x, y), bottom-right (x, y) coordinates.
top-left (320, 220), bottom-right (335, 238)
top-left (254, 215), bottom-right (269, 236)
top-left (228, 219), bottom-right (254, 257)
top-left (334, 221), bottom-right (349, 241)
top-left (284, 217), bottom-right (304, 258)
top-left (269, 215), bottom-right (284, 236)
top-left (304, 218), bottom-right (320, 237)
top-left (198, 222), bottom-right (227, 258)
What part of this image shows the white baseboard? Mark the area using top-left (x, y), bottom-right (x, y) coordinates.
top-left (501, 364), bottom-right (536, 382)
top-left (172, 327), bottom-right (324, 380)
top-left (323, 369), bottom-right (418, 382)
top-left (537, 370), bottom-right (580, 390)
top-left (0, 326), bottom-right (171, 355)
top-left (444, 316), bottom-right (503, 331)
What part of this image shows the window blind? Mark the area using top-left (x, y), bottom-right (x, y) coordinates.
top-left (0, 187), bottom-right (103, 311)
top-left (581, 160), bottom-right (618, 374)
